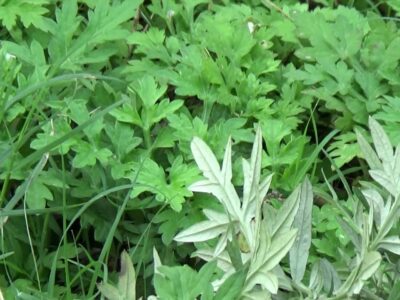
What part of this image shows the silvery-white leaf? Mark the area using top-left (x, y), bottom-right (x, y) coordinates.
top-left (362, 189), bottom-right (384, 228)
top-left (394, 146), bottom-right (400, 180)
top-left (369, 117), bottom-right (393, 164)
top-left (370, 169), bottom-right (399, 197)
top-left (214, 230), bottom-right (230, 257)
top-left (174, 220), bottom-right (229, 242)
top-left (311, 259), bottom-right (342, 295)
top-left (189, 180), bottom-right (216, 193)
top-left (245, 271), bottom-right (278, 294)
top-left (354, 199), bottom-right (364, 229)
top-left (243, 126), bottom-right (263, 205)
top-left (309, 261), bottom-right (324, 294)
top-left (244, 174), bottom-right (273, 229)
top-left (189, 180), bottom-right (239, 218)
top-left (242, 290), bottom-right (272, 300)
top-left (359, 251), bottom-right (382, 281)
top-left (355, 129), bottom-right (382, 170)
top-left (350, 251), bottom-right (382, 295)
top-left (243, 126), bottom-right (263, 217)
top-left (203, 209), bottom-right (230, 223)
top-left (221, 137), bottom-right (233, 186)
top-left (334, 267), bottom-right (358, 297)
top-left (250, 125), bottom-right (263, 194)
top-left (320, 259), bottom-right (341, 293)
top-left (153, 247), bottom-right (162, 276)
top-left (190, 137), bottom-right (242, 218)
top-left (191, 137), bottom-right (222, 182)
top-left (259, 174), bottom-right (273, 204)
top-left (242, 158), bottom-right (252, 206)
top-left (98, 283), bottom-right (120, 300)
top-left (271, 184), bottom-right (301, 238)
top-left (290, 177), bottom-right (313, 283)
top-left (273, 265), bottom-right (293, 291)
top-left (383, 195), bottom-right (392, 223)
top-left (351, 281), bottom-right (364, 295)
top-left (383, 161), bottom-right (395, 180)
top-left (378, 236), bottom-right (400, 255)
top-left (262, 229), bottom-right (297, 271)
top-left (249, 228), bottom-right (297, 282)
top-left (212, 268), bottom-right (237, 291)
top-left (118, 251), bottom-right (136, 300)
top-left (368, 206), bottom-right (374, 238)
top-left (253, 219), bottom-right (271, 265)
top-left (336, 217), bottom-right (362, 252)
top-left (262, 202), bottom-right (276, 224)
top-left (194, 249), bottom-right (233, 272)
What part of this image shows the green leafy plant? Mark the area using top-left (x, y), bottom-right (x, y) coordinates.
top-left (174, 126), bottom-right (310, 297)
top-left (1, 0), bottom-right (400, 298)
top-left (173, 118), bottom-right (400, 299)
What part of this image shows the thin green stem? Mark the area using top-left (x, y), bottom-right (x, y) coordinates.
top-left (143, 127), bottom-right (152, 152)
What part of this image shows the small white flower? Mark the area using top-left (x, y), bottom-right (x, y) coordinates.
top-left (5, 53), bottom-right (16, 61)
top-left (247, 21), bottom-right (255, 34)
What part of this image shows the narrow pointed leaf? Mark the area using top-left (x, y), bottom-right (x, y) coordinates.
top-left (190, 137), bottom-right (241, 218)
top-left (243, 126), bottom-right (263, 208)
top-left (369, 117), bottom-right (393, 164)
top-left (290, 177), bottom-right (313, 282)
top-left (215, 267), bottom-right (248, 300)
top-left (370, 170), bottom-right (399, 197)
top-left (98, 283), bottom-right (120, 300)
top-left (271, 184), bottom-right (301, 237)
top-left (358, 251), bottom-right (381, 281)
top-left (355, 129), bottom-right (382, 170)
top-left (221, 137), bottom-right (233, 186)
top-left (174, 220), bottom-right (229, 243)
top-left (378, 236), bottom-right (400, 255)
top-left (118, 251), bottom-right (136, 300)
top-left (153, 247), bottom-right (162, 275)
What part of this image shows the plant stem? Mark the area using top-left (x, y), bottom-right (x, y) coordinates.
top-left (143, 127), bottom-right (152, 155)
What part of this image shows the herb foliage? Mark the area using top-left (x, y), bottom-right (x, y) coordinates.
top-left (1, 0), bottom-right (400, 299)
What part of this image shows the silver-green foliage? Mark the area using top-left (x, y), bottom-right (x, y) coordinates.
top-left (174, 125), bottom-right (313, 298)
top-left (174, 119), bottom-right (400, 299)
top-left (98, 251), bottom-right (136, 300)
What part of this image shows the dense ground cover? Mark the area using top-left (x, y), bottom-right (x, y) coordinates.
top-left (1, 0), bottom-right (400, 299)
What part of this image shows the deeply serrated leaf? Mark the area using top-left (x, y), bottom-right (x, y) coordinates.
top-left (190, 137), bottom-right (241, 218)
